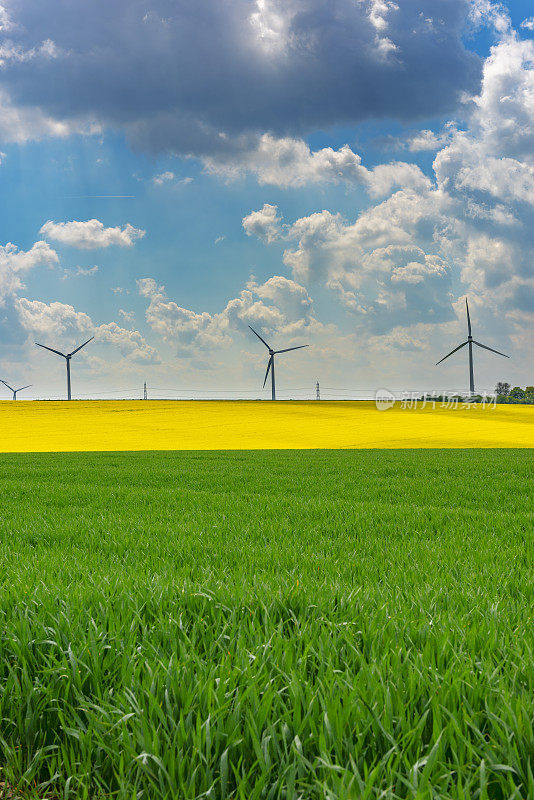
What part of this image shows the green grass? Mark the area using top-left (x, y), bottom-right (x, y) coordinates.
top-left (0, 449), bottom-right (532, 799)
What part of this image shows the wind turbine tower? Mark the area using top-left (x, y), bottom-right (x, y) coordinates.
top-left (0, 380), bottom-right (32, 400)
top-left (249, 326), bottom-right (309, 400)
top-left (35, 337), bottom-right (94, 400)
top-left (436, 298), bottom-right (509, 396)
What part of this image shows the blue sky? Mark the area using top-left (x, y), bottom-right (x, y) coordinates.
top-left (0, 0), bottom-right (533, 399)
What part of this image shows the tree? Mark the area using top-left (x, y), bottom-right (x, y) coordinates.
top-left (510, 386), bottom-right (526, 399)
top-left (495, 382), bottom-right (510, 396)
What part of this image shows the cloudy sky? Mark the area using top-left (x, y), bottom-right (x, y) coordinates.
top-left (0, 0), bottom-right (533, 399)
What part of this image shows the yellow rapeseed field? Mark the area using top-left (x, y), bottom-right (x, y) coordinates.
top-left (0, 400), bottom-right (532, 452)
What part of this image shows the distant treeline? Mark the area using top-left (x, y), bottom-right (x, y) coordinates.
top-left (419, 385), bottom-right (534, 404)
top-left (494, 383), bottom-right (534, 404)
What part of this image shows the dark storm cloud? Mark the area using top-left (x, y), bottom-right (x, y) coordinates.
top-left (1, 0), bottom-right (481, 155)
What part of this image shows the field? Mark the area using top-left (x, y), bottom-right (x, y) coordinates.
top-left (0, 448), bottom-right (533, 799)
top-left (1, 400), bottom-right (534, 451)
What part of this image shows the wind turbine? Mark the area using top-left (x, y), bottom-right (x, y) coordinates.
top-left (0, 380), bottom-right (32, 400)
top-left (35, 337), bottom-right (94, 400)
top-left (249, 326), bottom-right (308, 400)
top-left (436, 298), bottom-right (509, 396)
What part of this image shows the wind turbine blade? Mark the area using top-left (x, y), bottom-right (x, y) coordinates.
top-left (248, 325), bottom-right (271, 350)
top-left (69, 336), bottom-right (95, 356)
top-left (0, 379), bottom-right (14, 392)
top-left (275, 345), bottom-right (309, 354)
top-left (17, 385), bottom-right (32, 392)
top-left (466, 297), bottom-right (472, 338)
top-left (472, 340), bottom-right (510, 358)
top-left (435, 340), bottom-right (468, 365)
top-left (263, 356), bottom-right (273, 388)
top-left (35, 342), bottom-right (67, 358)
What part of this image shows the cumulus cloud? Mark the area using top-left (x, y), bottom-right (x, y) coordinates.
top-left (16, 298), bottom-right (93, 338)
top-left (137, 274), bottom-right (321, 351)
top-left (95, 322), bottom-right (159, 363)
top-left (282, 215), bottom-right (456, 332)
top-left (0, 240), bottom-right (58, 304)
top-left (365, 162), bottom-right (431, 198)
top-left (0, 88), bottom-right (100, 144)
top-left (470, 35), bottom-right (534, 159)
top-left (468, 0), bottom-right (511, 35)
top-left (118, 309), bottom-right (135, 324)
top-left (40, 219), bottom-right (146, 249)
top-left (403, 123), bottom-right (458, 152)
top-left (206, 133), bottom-right (431, 192)
top-left (16, 298), bottom-right (158, 363)
top-left (238, 28), bottom-right (534, 347)
top-left (242, 203), bottom-right (281, 242)
top-left (0, 233), bottom-right (155, 369)
top-left (0, 0), bottom-right (480, 155)
top-left (204, 136), bottom-right (366, 186)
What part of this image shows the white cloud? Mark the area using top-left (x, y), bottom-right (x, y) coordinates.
top-left (245, 196), bottom-right (460, 333)
top-left (0, 5), bottom-right (14, 32)
top-left (16, 298), bottom-right (93, 338)
top-left (75, 265), bottom-right (99, 276)
top-left (95, 322), bottom-right (159, 363)
top-left (405, 123), bottom-right (458, 152)
top-left (137, 274), bottom-right (323, 351)
top-left (237, 30), bottom-right (534, 363)
top-left (151, 171), bottom-right (192, 186)
top-left (0, 240), bottom-right (58, 304)
top-left (469, 0), bottom-right (511, 34)
top-left (204, 132), bottom-right (430, 195)
top-left (364, 0), bottom-right (399, 61)
top-left (118, 308), bottom-right (135, 324)
top-left (242, 203), bottom-right (281, 243)
top-left (471, 35), bottom-right (534, 159)
top-left (365, 162), bottom-right (431, 198)
top-left (521, 17), bottom-right (534, 31)
top-left (237, 31), bottom-right (534, 341)
top-left (62, 265), bottom-right (99, 279)
top-left (152, 171), bottom-right (175, 185)
top-left (17, 298), bottom-right (158, 363)
top-left (280, 186), bottom-right (449, 284)
top-left (0, 89), bottom-right (100, 144)
top-left (137, 277), bottom-right (218, 347)
top-left (0, 37), bottom-right (60, 67)
top-left (203, 135), bottom-right (366, 187)
top-left (40, 219), bottom-right (146, 249)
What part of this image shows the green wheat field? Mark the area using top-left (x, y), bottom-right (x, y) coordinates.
top-left (0, 449), bottom-right (533, 799)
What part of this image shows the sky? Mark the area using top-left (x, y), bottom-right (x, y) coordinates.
top-left (0, 0), bottom-right (533, 400)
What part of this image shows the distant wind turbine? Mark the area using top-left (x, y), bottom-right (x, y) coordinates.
top-left (0, 380), bottom-right (32, 400)
top-left (436, 298), bottom-right (509, 396)
top-left (249, 326), bottom-right (308, 400)
top-left (35, 337), bottom-right (94, 400)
